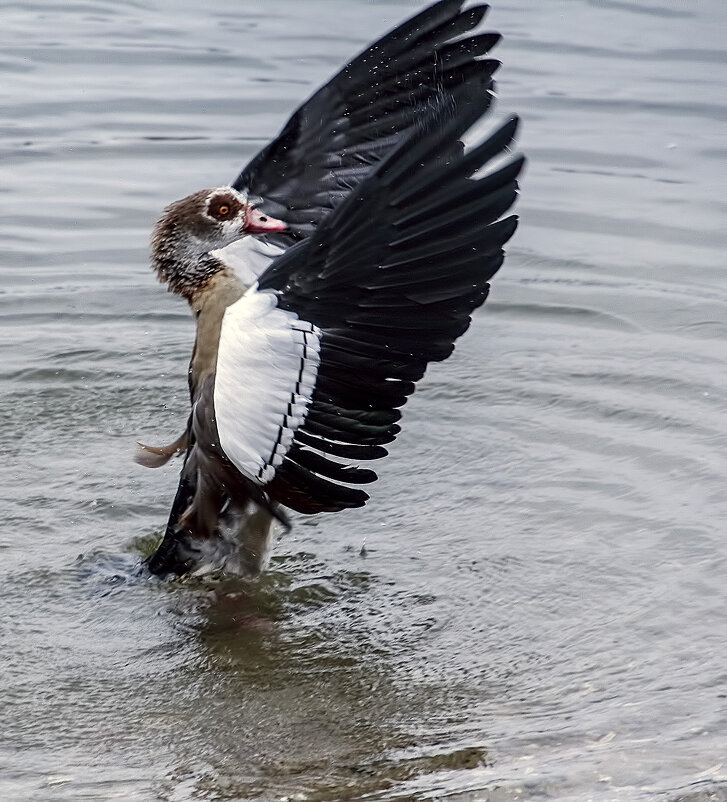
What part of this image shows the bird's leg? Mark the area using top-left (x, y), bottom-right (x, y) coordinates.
top-left (237, 505), bottom-right (276, 577)
top-left (177, 466), bottom-right (224, 541)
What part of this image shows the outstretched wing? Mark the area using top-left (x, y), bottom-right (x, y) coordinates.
top-left (213, 87), bottom-right (524, 515)
top-left (232, 0), bottom-right (501, 247)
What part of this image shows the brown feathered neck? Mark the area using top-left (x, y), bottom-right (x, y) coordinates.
top-left (151, 190), bottom-right (225, 301)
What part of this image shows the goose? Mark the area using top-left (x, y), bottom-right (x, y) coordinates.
top-left (137, 0), bottom-right (525, 577)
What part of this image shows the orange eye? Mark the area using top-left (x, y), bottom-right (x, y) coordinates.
top-left (218, 205), bottom-right (230, 216)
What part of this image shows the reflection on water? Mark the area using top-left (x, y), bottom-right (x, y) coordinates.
top-left (1, 0), bottom-right (726, 799)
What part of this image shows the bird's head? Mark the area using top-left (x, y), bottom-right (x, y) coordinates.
top-left (151, 187), bottom-right (286, 299)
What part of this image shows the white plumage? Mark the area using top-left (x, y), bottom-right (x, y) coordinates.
top-left (210, 237), bottom-right (285, 290)
top-left (213, 286), bottom-right (321, 484)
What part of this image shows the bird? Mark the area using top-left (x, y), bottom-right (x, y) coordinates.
top-left (137, 0), bottom-right (525, 578)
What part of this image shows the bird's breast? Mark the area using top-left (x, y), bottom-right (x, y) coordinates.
top-left (188, 268), bottom-right (246, 399)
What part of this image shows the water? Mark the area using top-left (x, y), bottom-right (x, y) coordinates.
top-left (1, 0), bottom-right (725, 799)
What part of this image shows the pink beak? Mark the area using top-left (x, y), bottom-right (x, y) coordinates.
top-left (244, 205), bottom-right (287, 234)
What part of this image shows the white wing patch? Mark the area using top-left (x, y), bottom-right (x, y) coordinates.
top-left (214, 285), bottom-right (321, 484)
top-left (210, 238), bottom-right (285, 290)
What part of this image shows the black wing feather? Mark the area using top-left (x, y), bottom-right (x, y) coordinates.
top-left (252, 88), bottom-right (523, 513)
top-left (232, 1), bottom-right (500, 246)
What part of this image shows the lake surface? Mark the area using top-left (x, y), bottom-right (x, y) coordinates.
top-left (1, 0), bottom-right (726, 799)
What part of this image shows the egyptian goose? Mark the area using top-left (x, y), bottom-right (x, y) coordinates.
top-left (137, 0), bottom-right (524, 577)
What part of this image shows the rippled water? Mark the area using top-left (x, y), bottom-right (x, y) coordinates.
top-left (1, 1), bottom-right (726, 800)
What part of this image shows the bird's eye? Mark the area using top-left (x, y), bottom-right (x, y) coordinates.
top-left (207, 195), bottom-right (239, 221)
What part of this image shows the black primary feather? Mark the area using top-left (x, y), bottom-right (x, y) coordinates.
top-left (232, 1), bottom-right (501, 246)
top-left (254, 88), bottom-right (524, 513)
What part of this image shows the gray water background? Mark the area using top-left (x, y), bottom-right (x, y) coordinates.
top-left (1, 0), bottom-right (726, 799)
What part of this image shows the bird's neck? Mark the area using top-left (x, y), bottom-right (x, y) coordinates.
top-left (151, 212), bottom-right (223, 300)
top-left (154, 245), bottom-right (221, 301)
top-left (188, 268), bottom-right (247, 399)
